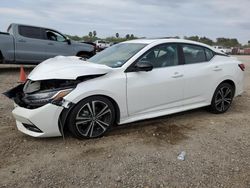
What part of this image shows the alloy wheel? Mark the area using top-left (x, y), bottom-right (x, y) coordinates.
top-left (75, 100), bottom-right (112, 138)
top-left (214, 86), bottom-right (233, 112)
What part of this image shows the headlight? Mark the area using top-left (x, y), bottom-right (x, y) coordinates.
top-left (22, 88), bottom-right (73, 107)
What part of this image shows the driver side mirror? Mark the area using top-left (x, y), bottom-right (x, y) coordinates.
top-left (66, 38), bottom-right (71, 45)
top-left (134, 61), bottom-right (153, 72)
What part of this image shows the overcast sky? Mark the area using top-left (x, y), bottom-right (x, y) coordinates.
top-left (0, 0), bottom-right (249, 44)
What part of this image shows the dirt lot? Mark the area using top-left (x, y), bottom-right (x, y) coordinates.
top-left (0, 56), bottom-right (249, 188)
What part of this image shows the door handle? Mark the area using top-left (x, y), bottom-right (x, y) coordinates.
top-left (213, 66), bottom-right (222, 71)
top-left (172, 72), bottom-right (183, 78)
top-left (18, 39), bottom-right (26, 43)
top-left (172, 74), bottom-right (183, 78)
top-left (48, 42), bottom-right (54, 45)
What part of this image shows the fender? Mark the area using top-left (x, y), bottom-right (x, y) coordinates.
top-left (64, 71), bottom-right (128, 121)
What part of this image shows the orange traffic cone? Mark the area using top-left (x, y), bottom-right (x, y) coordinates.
top-left (19, 65), bottom-right (27, 83)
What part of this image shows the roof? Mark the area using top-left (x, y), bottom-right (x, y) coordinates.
top-left (123, 38), bottom-right (225, 54)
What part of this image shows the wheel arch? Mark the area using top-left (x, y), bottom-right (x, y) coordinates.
top-left (209, 78), bottom-right (236, 105)
top-left (62, 94), bottom-right (121, 129)
top-left (218, 79), bottom-right (236, 96)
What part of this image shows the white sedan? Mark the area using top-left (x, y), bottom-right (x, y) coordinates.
top-left (5, 39), bottom-right (245, 139)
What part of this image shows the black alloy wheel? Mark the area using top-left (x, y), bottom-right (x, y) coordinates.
top-left (210, 83), bottom-right (234, 114)
top-left (68, 96), bottom-right (115, 139)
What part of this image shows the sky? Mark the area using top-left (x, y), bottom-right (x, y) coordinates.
top-left (0, 0), bottom-right (249, 44)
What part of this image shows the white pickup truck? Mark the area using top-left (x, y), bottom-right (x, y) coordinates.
top-left (0, 23), bottom-right (95, 64)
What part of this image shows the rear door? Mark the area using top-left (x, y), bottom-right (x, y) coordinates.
top-left (15, 25), bottom-right (48, 63)
top-left (181, 44), bottom-right (217, 105)
top-left (43, 29), bottom-right (73, 59)
top-left (126, 43), bottom-right (185, 116)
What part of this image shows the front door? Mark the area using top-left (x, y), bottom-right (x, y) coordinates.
top-left (43, 29), bottom-right (73, 59)
top-left (126, 43), bottom-right (184, 116)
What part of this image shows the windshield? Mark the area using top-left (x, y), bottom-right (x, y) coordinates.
top-left (88, 43), bottom-right (147, 68)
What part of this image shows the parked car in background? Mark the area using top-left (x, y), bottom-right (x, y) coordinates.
top-left (81, 41), bottom-right (97, 52)
top-left (213, 46), bottom-right (232, 54)
top-left (0, 23), bottom-right (95, 64)
top-left (5, 39), bottom-right (244, 139)
top-left (95, 40), bottom-right (110, 51)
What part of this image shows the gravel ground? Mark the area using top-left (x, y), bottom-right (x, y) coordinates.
top-left (0, 56), bottom-right (249, 188)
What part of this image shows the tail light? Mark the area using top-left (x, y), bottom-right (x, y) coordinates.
top-left (238, 64), bottom-right (245, 71)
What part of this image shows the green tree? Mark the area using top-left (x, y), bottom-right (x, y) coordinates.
top-left (184, 36), bottom-right (214, 45)
top-left (116, 33), bottom-right (119, 38)
top-left (66, 35), bottom-right (82, 41)
top-left (199, 37), bottom-right (214, 46)
top-left (216, 38), bottom-right (240, 47)
top-left (125, 34), bottom-right (130, 40)
top-left (88, 31), bottom-right (93, 38)
top-left (185, 36), bottom-right (200, 42)
top-left (93, 30), bottom-right (97, 37)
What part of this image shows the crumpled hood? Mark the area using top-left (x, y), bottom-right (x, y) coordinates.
top-left (28, 56), bottom-right (112, 81)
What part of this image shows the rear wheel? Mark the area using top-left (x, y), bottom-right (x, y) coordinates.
top-left (0, 51), bottom-right (3, 63)
top-left (209, 83), bottom-right (234, 114)
top-left (76, 52), bottom-right (90, 60)
top-left (68, 96), bottom-right (115, 139)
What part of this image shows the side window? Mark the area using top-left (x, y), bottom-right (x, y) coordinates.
top-left (46, 30), bottom-right (66, 42)
top-left (137, 44), bottom-right (179, 68)
top-left (182, 44), bottom-right (206, 64)
top-left (18, 26), bottom-right (43, 39)
top-left (205, 48), bottom-right (214, 61)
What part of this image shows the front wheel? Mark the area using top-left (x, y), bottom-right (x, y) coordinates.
top-left (209, 83), bottom-right (234, 114)
top-left (68, 96), bottom-right (115, 139)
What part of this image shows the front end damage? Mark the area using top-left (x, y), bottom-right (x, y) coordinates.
top-left (3, 75), bottom-right (102, 137)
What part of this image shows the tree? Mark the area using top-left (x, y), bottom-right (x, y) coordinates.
top-left (88, 31), bottom-right (93, 38)
top-left (184, 36), bottom-right (214, 45)
top-left (125, 34), bottom-right (130, 40)
top-left (93, 30), bottom-right (97, 37)
top-left (216, 38), bottom-right (240, 47)
top-left (199, 37), bottom-right (214, 46)
top-left (185, 36), bottom-right (199, 42)
top-left (130, 34), bottom-right (134, 39)
top-left (116, 33), bottom-right (119, 38)
top-left (66, 35), bottom-right (82, 41)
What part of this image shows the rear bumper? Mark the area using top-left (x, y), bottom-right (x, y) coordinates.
top-left (12, 103), bottom-right (63, 137)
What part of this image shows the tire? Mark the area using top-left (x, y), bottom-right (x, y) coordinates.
top-left (68, 96), bottom-right (115, 139)
top-left (0, 51), bottom-right (3, 64)
top-left (76, 52), bottom-right (90, 60)
top-left (209, 83), bottom-right (234, 114)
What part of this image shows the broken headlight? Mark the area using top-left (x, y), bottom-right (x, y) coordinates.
top-left (22, 88), bottom-right (73, 107)
top-left (4, 75), bottom-right (103, 109)
top-left (21, 79), bottom-right (78, 108)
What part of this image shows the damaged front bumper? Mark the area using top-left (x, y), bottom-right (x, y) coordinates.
top-left (12, 103), bottom-right (63, 137)
top-left (3, 82), bottom-right (74, 137)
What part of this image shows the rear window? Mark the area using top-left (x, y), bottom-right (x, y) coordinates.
top-left (182, 44), bottom-right (206, 64)
top-left (205, 48), bottom-right (214, 61)
top-left (18, 26), bottom-right (43, 39)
